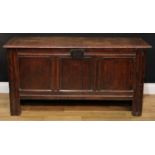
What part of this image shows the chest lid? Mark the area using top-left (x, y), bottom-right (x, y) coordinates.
top-left (3, 36), bottom-right (152, 49)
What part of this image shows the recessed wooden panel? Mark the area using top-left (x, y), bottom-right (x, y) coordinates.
top-left (19, 56), bottom-right (52, 90)
top-left (97, 57), bottom-right (135, 90)
top-left (59, 58), bottom-right (93, 91)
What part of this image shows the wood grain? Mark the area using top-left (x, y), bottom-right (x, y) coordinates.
top-left (0, 93), bottom-right (155, 120)
top-left (7, 50), bottom-right (21, 115)
top-left (3, 37), bottom-right (152, 49)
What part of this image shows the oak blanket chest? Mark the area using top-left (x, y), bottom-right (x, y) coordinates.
top-left (3, 37), bottom-right (151, 116)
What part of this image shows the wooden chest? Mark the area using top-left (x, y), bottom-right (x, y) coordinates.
top-left (3, 37), bottom-right (151, 116)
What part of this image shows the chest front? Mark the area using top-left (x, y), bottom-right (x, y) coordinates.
top-left (4, 37), bottom-right (151, 116)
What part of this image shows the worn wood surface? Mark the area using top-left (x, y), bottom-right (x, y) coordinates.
top-left (0, 93), bottom-right (155, 120)
top-left (3, 37), bottom-right (151, 48)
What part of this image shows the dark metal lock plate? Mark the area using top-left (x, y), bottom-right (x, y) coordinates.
top-left (70, 49), bottom-right (85, 59)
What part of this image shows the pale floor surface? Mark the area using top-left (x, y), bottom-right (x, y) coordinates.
top-left (0, 93), bottom-right (155, 120)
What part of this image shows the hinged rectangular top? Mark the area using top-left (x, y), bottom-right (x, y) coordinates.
top-left (3, 37), bottom-right (152, 49)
